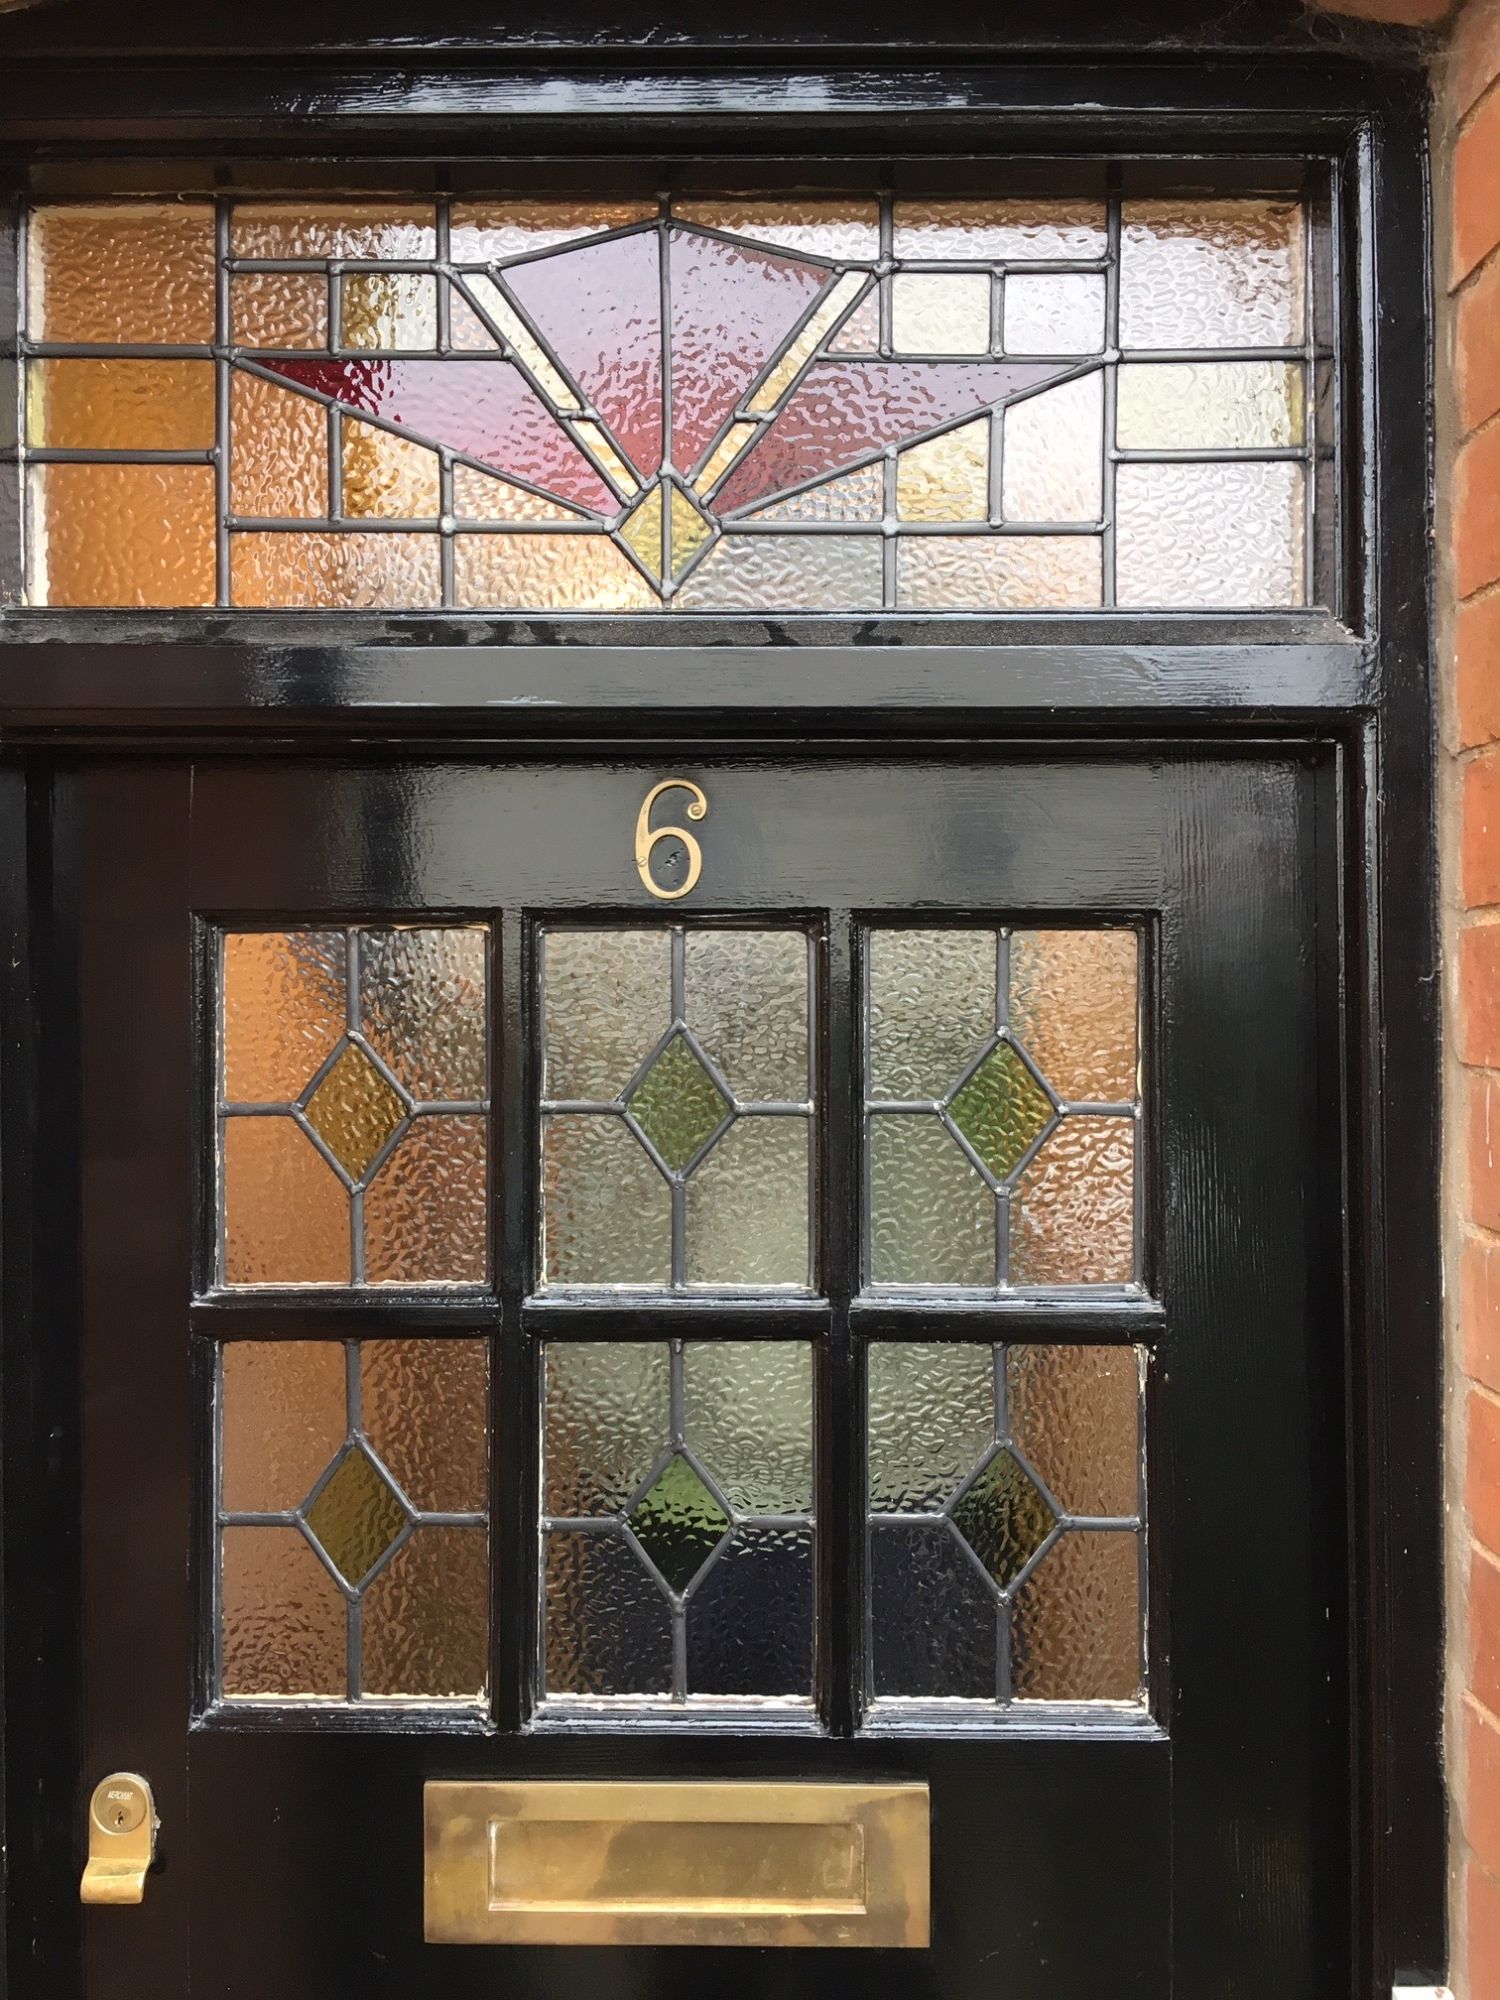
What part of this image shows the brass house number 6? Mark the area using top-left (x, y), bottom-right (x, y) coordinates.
top-left (634, 779), bottom-right (709, 902)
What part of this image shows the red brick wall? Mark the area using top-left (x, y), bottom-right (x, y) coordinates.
top-left (1451, 1), bottom-right (1500, 1991)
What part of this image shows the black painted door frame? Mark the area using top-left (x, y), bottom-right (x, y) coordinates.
top-left (0, 45), bottom-right (1440, 2000)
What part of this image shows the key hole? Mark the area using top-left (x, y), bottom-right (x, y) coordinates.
top-left (112, 1808), bottom-right (128, 1829)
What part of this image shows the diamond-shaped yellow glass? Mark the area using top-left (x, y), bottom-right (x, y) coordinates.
top-left (304, 1042), bottom-right (406, 1181)
top-left (304, 1445), bottom-right (407, 1587)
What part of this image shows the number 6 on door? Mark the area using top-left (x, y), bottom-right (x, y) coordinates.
top-left (634, 779), bottom-right (709, 901)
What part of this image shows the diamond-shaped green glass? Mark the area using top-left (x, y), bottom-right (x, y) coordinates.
top-left (304, 1041), bottom-right (406, 1181)
top-left (304, 1445), bottom-right (408, 1588)
top-left (949, 1042), bottom-right (1052, 1181)
top-left (628, 1032), bottom-right (731, 1173)
top-left (627, 1452), bottom-right (730, 1593)
top-left (951, 1448), bottom-right (1056, 1587)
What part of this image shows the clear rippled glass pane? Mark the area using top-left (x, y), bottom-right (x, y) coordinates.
top-left (868, 1341), bottom-right (1145, 1708)
top-left (869, 1114), bottom-right (995, 1287)
top-left (1115, 461), bottom-right (1304, 609)
top-left (1119, 199), bottom-right (1304, 349)
top-left (541, 1340), bottom-right (815, 1705)
top-left (868, 928), bottom-right (997, 1100)
top-left (1116, 361), bottom-right (1304, 449)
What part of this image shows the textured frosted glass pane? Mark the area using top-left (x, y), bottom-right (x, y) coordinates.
top-left (342, 272), bottom-right (437, 350)
top-left (230, 203), bottom-right (437, 259)
top-left (869, 1115), bottom-right (993, 1287)
top-left (362, 1338), bottom-right (488, 1512)
top-left (868, 1343), bottom-right (993, 1511)
top-left (870, 1523), bottom-right (998, 1699)
top-left (893, 200), bottom-right (1107, 262)
top-left (451, 464), bottom-right (579, 521)
top-left (1009, 929), bottom-right (1138, 1103)
top-left (1119, 199), bottom-right (1304, 348)
top-left (544, 930), bottom-right (670, 1099)
top-left (1011, 1115), bottom-right (1136, 1285)
top-left (829, 287), bottom-right (881, 352)
top-left (449, 200), bottom-right (656, 260)
top-left (747, 462), bottom-right (884, 523)
top-left (29, 463), bottom-right (215, 608)
top-left (891, 274), bottom-right (992, 355)
top-left (1012, 1531), bottom-right (1142, 1701)
top-left (673, 533), bottom-right (883, 611)
top-left (686, 1119), bottom-right (809, 1288)
top-left (674, 200), bottom-right (880, 260)
top-left (1116, 362), bottom-right (1304, 449)
top-left (232, 271), bottom-right (328, 348)
top-left (27, 359), bottom-right (215, 450)
top-left (221, 1527), bottom-right (346, 1698)
top-left (1115, 461), bottom-right (1303, 608)
top-left (222, 1118), bottom-right (347, 1284)
top-left (544, 1530), bottom-right (673, 1696)
top-left (1008, 1345), bottom-right (1141, 1519)
top-left (28, 203), bottom-right (215, 343)
top-left (545, 1342), bottom-right (670, 1516)
top-left (542, 1115), bottom-right (671, 1286)
top-left (342, 419), bottom-right (442, 519)
top-left (221, 1342), bottom-right (346, 1513)
top-left (897, 534), bottom-right (1101, 609)
top-left (896, 419), bottom-right (989, 523)
top-left (364, 1116), bottom-right (486, 1283)
top-left (1003, 274), bottom-right (1105, 356)
top-left (1002, 372), bottom-right (1103, 522)
top-left (231, 532), bottom-right (442, 609)
top-left (684, 1341), bottom-right (813, 1514)
top-left (222, 930), bottom-right (345, 1102)
top-left (868, 928), bottom-right (995, 1099)
top-left (360, 928), bottom-right (488, 1100)
top-left (231, 371), bottom-right (328, 519)
top-left (686, 1526), bottom-right (813, 1696)
top-left (685, 929), bottom-right (809, 1101)
top-left (453, 533), bottom-right (656, 611)
top-left (361, 1526), bottom-right (488, 1698)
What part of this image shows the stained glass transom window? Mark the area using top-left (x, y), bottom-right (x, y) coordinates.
top-left (216, 1338), bottom-right (489, 1705)
top-left (19, 193), bottom-right (1317, 611)
top-left (218, 926), bottom-right (489, 1286)
top-left (868, 1343), bottom-right (1144, 1706)
top-left (542, 1340), bottom-right (815, 1707)
top-left (866, 926), bottom-right (1140, 1290)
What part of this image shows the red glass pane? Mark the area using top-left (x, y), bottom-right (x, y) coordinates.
top-left (503, 229), bottom-right (664, 479)
top-left (255, 359), bottom-right (616, 513)
top-left (667, 228), bottom-right (829, 475)
top-left (716, 360), bottom-right (1076, 515)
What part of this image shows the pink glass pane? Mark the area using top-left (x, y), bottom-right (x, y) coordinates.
top-left (716, 361), bottom-right (1072, 515)
top-left (503, 229), bottom-right (664, 479)
top-left (254, 359), bottom-right (615, 513)
top-left (667, 228), bottom-right (829, 475)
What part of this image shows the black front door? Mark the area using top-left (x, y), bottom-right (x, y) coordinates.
top-left (57, 747), bottom-right (1342, 1997)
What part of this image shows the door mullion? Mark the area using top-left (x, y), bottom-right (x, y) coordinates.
top-left (821, 909), bottom-right (861, 1736)
top-left (494, 907), bottom-right (534, 1733)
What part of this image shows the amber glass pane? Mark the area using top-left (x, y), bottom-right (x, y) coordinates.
top-left (216, 1338), bottom-right (489, 1705)
top-left (231, 533), bottom-right (443, 608)
top-left (232, 271), bottom-right (328, 349)
top-left (865, 925), bottom-right (1139, 1290)
top-left (231, 371), bottom-right (329, 520)
top-left (868, 1341), bottom-right (1144, 1706)
top-left (218, 925), bottom-right (489, 1287)
top-left (342, 272), bottom-right (438, 351)
top-left (28, 202), bottom-right (216, 343)
top-left (229, 202), bottom-right (437, 259)
top-left (27, 359), bottom-right (215, 450)
top-left (341, 419), bottom-right (442, 519)
top-left (29, 463), bottom-right (215, 608)
top-left (454, 534), bottom-right (656, 611)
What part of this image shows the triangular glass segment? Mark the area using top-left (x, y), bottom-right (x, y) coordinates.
top-left (254, 358), bottom-right (616, 513)
top-left (667, 227), bottom-right (830, 475)
top-left (715, 360), bottom-right (1076, 515)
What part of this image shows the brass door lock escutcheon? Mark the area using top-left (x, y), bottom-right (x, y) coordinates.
top-left (80, 1773), bottom-right (157, 1906)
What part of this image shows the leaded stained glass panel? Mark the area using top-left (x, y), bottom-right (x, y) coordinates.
top-left (865, 926), bottom-right (1140, 1290)
top-left (216, 1338), bottom-right (489, 1706)
top-left (218, 925), bottom-right (489, 1286)
top-left (540, 926), bottom-right (814, 1290)
top-left (868, 1342), bottom-right (1145, 1707)
top-left (19, 192), bottom-right (1319, 610)
top-left (541, 1340), bottom-right (815, 1707)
